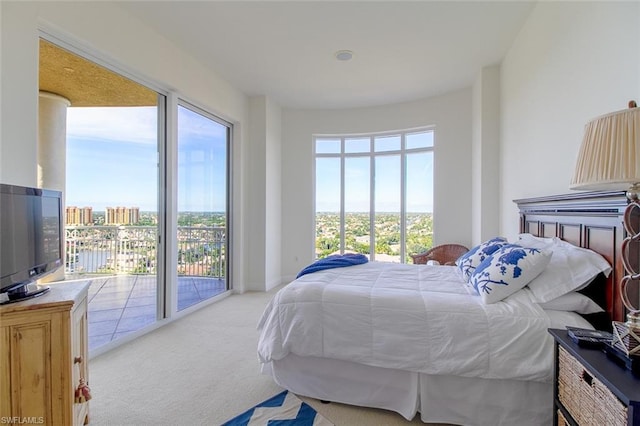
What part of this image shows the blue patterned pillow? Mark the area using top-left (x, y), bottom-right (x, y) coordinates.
top-left (469, 244), bottom-right (552, 304)
top-left (456, 237), bottom-right (508, 281)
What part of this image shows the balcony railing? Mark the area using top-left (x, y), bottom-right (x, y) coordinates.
top-left (65, 225), bottom-right (226, 278)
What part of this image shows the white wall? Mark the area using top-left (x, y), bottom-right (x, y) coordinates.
top-left (0, 3), bottom-right (39, 185)
top-left (247, 97), bottom-right (268, 290)
top-left (247, 96), bottom-right (282, 291)
top-left (281, 90), bottom-right (472, 281)
top-left (500, 1), bottom-right (640, 239)
top-left (0, 2), bottom-right (252, 292)
top-left (472, 65), bottom-right (501, 245)
top-left (264, 99), bottom-right (282, 291)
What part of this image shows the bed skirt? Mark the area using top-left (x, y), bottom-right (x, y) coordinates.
top-left (262, 354), bottom-right (551, 426)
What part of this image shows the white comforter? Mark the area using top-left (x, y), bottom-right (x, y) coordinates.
top-left (257, 261), bottom-right (555, 382)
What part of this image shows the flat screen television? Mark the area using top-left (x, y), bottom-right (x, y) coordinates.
top-left (0, 183), bottom-right (63, 304)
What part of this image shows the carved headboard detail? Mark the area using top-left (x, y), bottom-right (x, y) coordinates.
top-left (515, 191), bottom-right (630, 323)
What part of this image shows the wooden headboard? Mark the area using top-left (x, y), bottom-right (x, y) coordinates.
top-left (515, 190), bottom-right (631, 323)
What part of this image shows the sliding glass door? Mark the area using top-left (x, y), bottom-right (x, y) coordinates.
top-left (45, 38), bottom-right (232, 354)
top-left (176, 103), bottom-right (230, 311)
top-left (53, 33), bottom-right (164, 351)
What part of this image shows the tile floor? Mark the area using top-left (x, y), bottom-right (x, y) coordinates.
top-left (85, 275), bottom-right (226, 352)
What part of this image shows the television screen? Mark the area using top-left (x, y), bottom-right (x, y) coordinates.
top-left (0, 183), bottom-right (62, 303)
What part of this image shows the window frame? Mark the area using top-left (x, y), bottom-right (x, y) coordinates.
top-left (314, 127), bottom-right (434, 262)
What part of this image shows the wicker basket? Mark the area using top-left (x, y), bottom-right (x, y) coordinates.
top-left (558, 346), bottom-right (628, 426)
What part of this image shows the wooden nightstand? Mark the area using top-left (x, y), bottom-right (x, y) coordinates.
top-left (1, 281), bottom-right (91, 425)
top-left (549, 328), bottom-right (640, 426)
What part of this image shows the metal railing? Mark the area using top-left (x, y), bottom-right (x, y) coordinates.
top-left (65, 225), bottom-right (226, 278)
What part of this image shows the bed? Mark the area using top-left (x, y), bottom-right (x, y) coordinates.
top-left (257, 191), bottom-right (631, 425)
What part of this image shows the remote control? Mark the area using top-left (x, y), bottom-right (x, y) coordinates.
top-left (566, 327), bottom-right (613, 348)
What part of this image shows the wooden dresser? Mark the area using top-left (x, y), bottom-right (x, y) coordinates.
top-left (549, 328), bottom-right (640, 426)
top-left (1, 281), bottom-right (90, 425)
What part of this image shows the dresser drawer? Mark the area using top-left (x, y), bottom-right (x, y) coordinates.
top-left (558, 345), bottom-right (627, 426)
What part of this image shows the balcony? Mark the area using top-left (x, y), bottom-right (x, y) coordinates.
top-left (65, 225), bottom-right (226, 352)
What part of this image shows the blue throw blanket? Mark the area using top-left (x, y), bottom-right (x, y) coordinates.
top-left (296, 253), bottom-right (368, 279)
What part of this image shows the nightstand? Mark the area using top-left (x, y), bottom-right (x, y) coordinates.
top-left (549, 328), bottom-right (640, 426)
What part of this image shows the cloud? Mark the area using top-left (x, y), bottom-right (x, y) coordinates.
top-left (67, 107), bottom-right (157, 144)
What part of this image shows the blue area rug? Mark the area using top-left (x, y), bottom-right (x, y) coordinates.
top-left (222, 390), bottom-right (334, 426)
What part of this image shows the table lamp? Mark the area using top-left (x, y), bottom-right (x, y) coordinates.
top-left (570, 100), bottom-right (640, 357)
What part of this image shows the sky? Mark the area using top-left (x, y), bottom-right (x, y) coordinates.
top-left (66, 106), bottom-right (227, 212)
top-left (315, 155), bottom-right (434, 213)
top-left (315, 134), bottom-right (434, 213)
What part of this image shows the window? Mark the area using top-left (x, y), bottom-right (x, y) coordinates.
top-left (315, 128), bottom-right (434, 263)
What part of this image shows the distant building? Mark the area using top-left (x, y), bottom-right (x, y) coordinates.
top-left (66, 206), bottom-right (93, 225)
top-left (105, 206), bottom-right (140, 225)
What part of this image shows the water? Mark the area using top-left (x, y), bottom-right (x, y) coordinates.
top-left (67, 249), bottom-right (111, 273)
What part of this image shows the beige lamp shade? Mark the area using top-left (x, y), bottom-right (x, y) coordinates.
top-left (572, 104), bottom-right (640, 354)
top-left (570, 106), bottom-right (640, 190)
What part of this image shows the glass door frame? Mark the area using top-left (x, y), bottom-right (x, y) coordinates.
top-left (164, 96), bottom-right (232, 318)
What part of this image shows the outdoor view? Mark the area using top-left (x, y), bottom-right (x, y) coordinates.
top-left (65, 105), bottom-right (160, 277)
top-left (315, 212), bottom-right (433, 261)
top-left (315, 131), bottom-right (434, 263)
top-left (65, 102), bottom-right (229, 352)
top-left (66, 105), bottom-right (227, 278)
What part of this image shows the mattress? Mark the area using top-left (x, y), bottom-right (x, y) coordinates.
top-left (258, 261), bottom-right (558, 382)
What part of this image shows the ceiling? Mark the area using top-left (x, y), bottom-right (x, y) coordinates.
top-left (40, 2), bottom-right (536, 110)
top-left (114, 1), bottom-right (536, 110)
top-left (40, 39), bottom-right (157, 107)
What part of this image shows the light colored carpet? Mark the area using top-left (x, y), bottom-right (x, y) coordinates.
top-left (89, 286), bottom-right (430, 425)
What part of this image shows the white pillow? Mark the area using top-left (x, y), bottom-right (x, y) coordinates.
top-left (537, 292), bottom-right (604, 314)
top-left (546, 310), bottom-right (596, 331)
top-left (525, 239), bottom-right (611, 303)
top-left (456, 237), bottom-right (508, 281)
top-left (516, 233), bottom-right (556, 249)
top-left (469, 244), bottom-right (552, 304)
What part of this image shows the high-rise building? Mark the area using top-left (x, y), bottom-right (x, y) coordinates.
top-left (105, 207), bottom-right (140, 225)
top-left (66, 206), bottom-right (93, 225)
